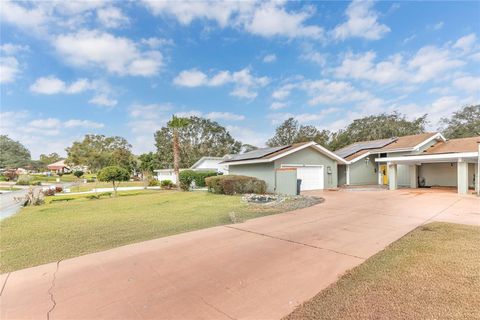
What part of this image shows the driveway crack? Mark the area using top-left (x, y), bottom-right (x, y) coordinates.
top-left (0, 272), bottom-right (11, 296)
top-left (47, 260), bottom-right (62, 320)
top-left (224, 225), bottom-right (365, 260)
top-left (195, 295), bottom-right (237, 320)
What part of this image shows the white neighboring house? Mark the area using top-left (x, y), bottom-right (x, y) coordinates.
top-left (190, 156), bottom-right (229, 174)
top-left (155, 156), bottom-right (229, 184)
top-left (154, 169), bottom-right (177, 184)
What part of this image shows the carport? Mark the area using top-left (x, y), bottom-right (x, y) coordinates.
top-left (376, 151), bottom-right (479, 195)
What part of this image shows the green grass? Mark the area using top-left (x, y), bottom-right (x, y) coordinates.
top-left (0, 187), bottom-right (22, 191)
top-left (68, 181), bottom-right (146, 192)
top-left (285, 222), bottom-right (480, 320)
top-left (30, 173), bottom-right (96, 183)
top-left (0, 191), bottom-right (281, 272)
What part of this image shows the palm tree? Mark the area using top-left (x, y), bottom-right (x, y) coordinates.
top-left (167, 115), bottom-right (190, 190)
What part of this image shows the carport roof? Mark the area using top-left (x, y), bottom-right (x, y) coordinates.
top-left (422, 136), bottom-right (480, 155)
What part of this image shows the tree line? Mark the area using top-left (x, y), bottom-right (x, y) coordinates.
top-left (1, 104), bottom-right (478, 172)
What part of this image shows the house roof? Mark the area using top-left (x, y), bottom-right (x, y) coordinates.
top-left (422, 136), bottom-right (480, 155)
top-left (375, 132), bottom-right (438, 152)
top-left (223, 141), bottom-right (347, 165)
top-left (47, 159), bottom-right (69, 169)
top-left (335, 137), bottom-right (396, 159)
top-left (190, 156), bottom-right (224, 169)
top-left (336, 132), bottom-right (443, 163)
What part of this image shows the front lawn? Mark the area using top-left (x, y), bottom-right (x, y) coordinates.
top-left (67, 181), bottom-right (146, 192)
top-left (285, 222), bottom-right (480, 320)
top-left (0, 191), bottom-right (284, 272)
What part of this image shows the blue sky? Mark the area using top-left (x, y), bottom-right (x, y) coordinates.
top-left (1, 0), bottom-right (479, 158)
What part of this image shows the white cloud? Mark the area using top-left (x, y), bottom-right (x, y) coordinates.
top-left (0, 57), bottom-right (20, 84)
top-left (141, 37), bottom-right (174, 48)
top-left (226, 125), bottom-right (268, 148)
top-left (427, 21), bottom-right (444, 31)
top-left (64, 119), bottom-right (104, 129)
top-left (267, 108), bottom-right (338, 125)
top-left (205, 112), bottom-right (245, 121)
top-left (333, 0), bottom-right (390, 40)
top-left (0, 111), bottom-right (106, 158)
top-left (272, 83), bottom-right (296, 100)
top-left (452, 76), bottom-right (480, 94)
top-left (53, 30), bottom-right (163, 76)
top-left (335, 51), bottom-right (408, 84)
top-left (300, 50), bottom-right (326, 66)
top-left (263, 54), bottom-right (277, 63)
top-left (335, 41), bottom-right (466, 85)
top-left (0, 0), bottom-right (48, 32)
top-left (0, 43), bottom-right (29, 55)
top-left (173, 68), bottom-right (269, 99)
top-left (173, 69), bottom-right (208, 87)
top-left (142, 1), bottom-right (323, 39)
top-left (244, 2), bottom-right (324, 39)
top-left (270, 102), bottom-right (287, 110)
top-left (97, 6), bottom-right (130, 28)
top-left (453, 33), bottom-right (477, 53)
top-left (89, 94), bottom-right (118, 107)
top-left (408, 46), bottom-right (464, 83)
top-left (29, 76), bottom-right (91, 94)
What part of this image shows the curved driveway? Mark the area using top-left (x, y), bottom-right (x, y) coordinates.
top-left (1, 189), bottom-right (479, 319)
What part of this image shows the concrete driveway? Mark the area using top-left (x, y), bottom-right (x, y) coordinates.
top-left (1, 189), bottom-right (479, 319)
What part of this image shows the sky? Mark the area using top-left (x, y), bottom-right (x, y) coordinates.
top-left (1, 0), bottom-right (479, 158)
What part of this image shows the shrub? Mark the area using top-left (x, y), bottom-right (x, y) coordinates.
top-left (43, 189), bottom-right (56, 196)
top-left (73, 170), bottom-right (84, 178)
top-left (160, 179), bottom-right (175, 190)
top-left (16, 175), bottom-right (33, 185)
top-left (86, 178), bottom-right (95, 183)
top-left (148, 179), bottom-right (160, 187)
top-left (50, 197), bottom-right (73, 203)
top-left (205, 175), bottom-right (267, 195)
top-left (86, 194), bottom-right (100, 200)
top-left (193, 171), bottom-right (218, 188)
top-left (3, 170), bottom-right (17, 181)
top-left (178, 170), bottom-right (196, 191)
top-left (55, 186), bottom-right (63, 193)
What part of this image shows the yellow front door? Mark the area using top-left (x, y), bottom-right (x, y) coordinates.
top-left (380, 165), bottom-right (388, 185)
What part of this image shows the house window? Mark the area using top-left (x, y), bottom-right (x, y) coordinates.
top-left (379, 153), bottom-right (387, 158)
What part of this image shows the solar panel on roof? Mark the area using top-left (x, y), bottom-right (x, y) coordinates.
top-left (335, 138), bottom-right (397, 158)
top-left (225, 145), bottom-right (288, 162)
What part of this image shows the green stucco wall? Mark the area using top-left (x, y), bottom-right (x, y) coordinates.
top-left (275, 169), bottom-right (298, 195)
top-left (228, 146), bottom-right (340, 192)
top-left (348, 154), bottom-right (378, 185)
top-left (274, 147), bottom-right (338, 189)
top-left (419, 163), bottom-right (476, 188)
top-left (228, 162), bottom-right (276, 192)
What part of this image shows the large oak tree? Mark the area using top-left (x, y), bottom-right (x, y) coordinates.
top-left (0, 135), bottom-right (31, 169)
top-left (66, 134), bottom-right (135, 172)
top-left (440, 105), bottom-right (480, 138)
top-left (154, 116), bottom-right (242, 168)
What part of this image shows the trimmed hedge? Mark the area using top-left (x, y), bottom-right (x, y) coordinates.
top-left (179, 170), bottom-right (218, 190)
top-left (205, 175), bottom-right (267, 195)
top-left (193, 171), bottom-right (218, 187)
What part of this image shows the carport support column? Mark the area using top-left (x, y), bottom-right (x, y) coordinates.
top-left (409, 164), bottom-right (418, 188)
top-left (388, 163), bottom-right (398, 190)
top-left (457, 160), bottom-right (468, 195)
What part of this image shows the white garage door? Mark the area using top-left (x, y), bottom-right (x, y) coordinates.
top-left (282, 165), bottom-right (324, 191)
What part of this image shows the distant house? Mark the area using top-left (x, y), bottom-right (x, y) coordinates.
top-left (190, 156), bottom-right (228, 174)
top-left (155, 156), bottom-right (229, 184)
top-left (47, 160), bottom-right (71, 174)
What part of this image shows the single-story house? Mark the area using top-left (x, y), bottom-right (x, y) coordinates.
top-left (223, 141), bottom-right (348, 194)
top-left (155, 156), bottom-right (229, 184)
top-left (335, 133), bottom-right (480, 194)
top-left (47, 160), bottom-right (71, 174)
top-left (190, 156), bottom-right (229, 174)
